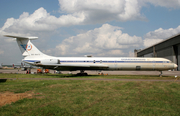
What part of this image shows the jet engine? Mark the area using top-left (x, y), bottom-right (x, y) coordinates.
top-left (39, 59), bottom-right (60, 64)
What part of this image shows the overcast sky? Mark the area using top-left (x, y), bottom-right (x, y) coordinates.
top-left (0, 0), bottom-right (180, 64)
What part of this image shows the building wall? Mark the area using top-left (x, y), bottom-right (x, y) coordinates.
top-left (144, 53), bottom-right (153, 57)
top-left (137, 34), bottom-right (180, 70)
top-left (156, 47), bottom-right (175, 62)
top-left (177, 44), bottom-right (180, 70)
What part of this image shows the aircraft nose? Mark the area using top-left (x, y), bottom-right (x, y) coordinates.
top-left (174, 64), bottom-right (178, 69)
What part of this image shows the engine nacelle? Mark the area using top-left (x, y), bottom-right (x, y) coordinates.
top-left (40, 59), bottom-right (60, 64)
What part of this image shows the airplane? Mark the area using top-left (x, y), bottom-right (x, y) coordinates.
top-left (4, 35), bottom-right (178, 76)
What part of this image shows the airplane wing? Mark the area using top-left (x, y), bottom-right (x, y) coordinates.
top-left (34, 63), bottom-right (109, 71)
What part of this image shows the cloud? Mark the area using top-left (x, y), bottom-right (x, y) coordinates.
top-left (143, 39), bottom-right (163, 48)
top-left (0, 38), bottom-right (23, 64)
top-left (58, 0), bottom-right (180, 24)
top-left (146, 0), bottom-right (180, 8)
top-left (0, 7), bottom-right (85, 34)
top-left (128, 51), bottom-right (135, 57)
top-left (1, 0), bottom-right (180, 35)
top-left (0, 49), bottom-right (4, 55)
top-left (1, 0), bottom-right (145, 35)
top-left (54, 24), bottom-right (142, 57)
top-left (143, 25), bottom-right (180, 47)
top-left (1, 8), bottom-right (51, 32)
top-left (59, 0), bottom-right (145, 23)
top-left (0, 0), bottom-right (146, 35)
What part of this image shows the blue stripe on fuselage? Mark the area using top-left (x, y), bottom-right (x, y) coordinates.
top-left (24, 60), bottom-right (169, 63)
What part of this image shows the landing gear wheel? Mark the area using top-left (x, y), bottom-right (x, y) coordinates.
top-left (159, 71), bottom-right (163, 77)
top-left (76, 73), bottom-right (88, 76)
top-left (76, 70), bottom-right (88, 76)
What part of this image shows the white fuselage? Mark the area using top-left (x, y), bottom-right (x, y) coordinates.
top-left (23, 56), bottom-right (177, 71)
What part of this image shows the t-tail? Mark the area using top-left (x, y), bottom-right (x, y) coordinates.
top-left (4, 35), bottom-right (46, 57)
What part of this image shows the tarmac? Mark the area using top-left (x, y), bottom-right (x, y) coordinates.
top-left (0, 69), bottom-right (180, 76)
top-left (1, 69), bottom-right (180, 82)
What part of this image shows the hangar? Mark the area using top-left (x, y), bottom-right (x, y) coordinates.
top-left (137, 34), bottom-right (180, 71)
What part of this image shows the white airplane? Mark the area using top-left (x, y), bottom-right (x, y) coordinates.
top-left (5, 35), bottom-right (177, 76)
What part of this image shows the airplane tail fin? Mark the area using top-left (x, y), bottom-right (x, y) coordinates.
top-left (4, 35), bottom-right (45, 57)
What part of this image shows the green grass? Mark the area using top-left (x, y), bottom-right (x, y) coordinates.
top-left (0, 73), bottom-right (176, 79)
top-left (0, 74), bottom-right (180, 116)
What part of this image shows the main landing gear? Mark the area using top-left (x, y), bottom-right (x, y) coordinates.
top-left (159, 71), bottom-right (163, 77)
top-left (76, 70), bottom-right (88, 76)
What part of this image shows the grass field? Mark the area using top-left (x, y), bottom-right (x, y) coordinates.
top-left (0, 73), bottom-right (177, 79)
top-left (0, 74), bottom-right (180, 116)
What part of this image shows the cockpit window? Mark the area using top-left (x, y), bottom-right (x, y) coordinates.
top-left (167, 60), bottom-right (172, 63)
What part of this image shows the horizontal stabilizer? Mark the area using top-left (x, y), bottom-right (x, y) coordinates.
top-left (4, 35), bottom-right (38, 40)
